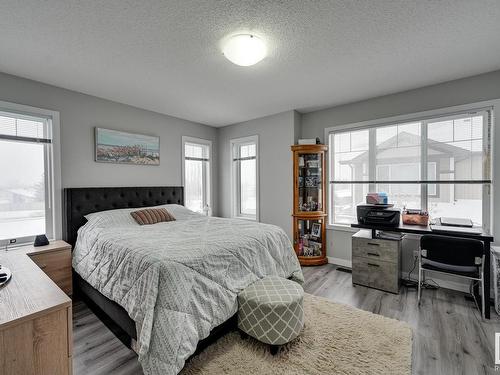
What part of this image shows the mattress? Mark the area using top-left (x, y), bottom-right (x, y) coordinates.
top-left (72, 205), bottom-right (303, 375)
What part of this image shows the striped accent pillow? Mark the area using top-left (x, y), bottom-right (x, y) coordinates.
top-left (130, 208), bottom-right (176, 225)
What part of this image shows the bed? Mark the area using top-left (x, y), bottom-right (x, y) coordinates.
top-left (64, 186), bottom-right (303, 375)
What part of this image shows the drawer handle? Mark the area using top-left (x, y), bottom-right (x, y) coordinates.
top-left (367, 263), bottom-right (380, 267)
top-left (367, 252), bottom-right (380, 257)
top-left (367, 242), bottom-right (380, 246)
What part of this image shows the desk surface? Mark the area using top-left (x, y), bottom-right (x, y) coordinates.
top-left (351, 222), bottom-right (494, 242)
top-left (0, 246), bottom-right (71, 330)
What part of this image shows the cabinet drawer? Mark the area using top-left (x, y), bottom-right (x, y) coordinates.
top-left (29, 250), bottom-right (72, 295)
top-left (0, 307), bottom-right (71, 375)
top-left (352, 236), bottom-right (399, 263)
top-left (352, 257), bottom-right (400, 294)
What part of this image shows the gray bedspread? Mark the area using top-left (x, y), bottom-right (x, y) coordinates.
top-left (72, 206), bottom-right (303, 374)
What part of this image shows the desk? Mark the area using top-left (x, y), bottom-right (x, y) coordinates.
top-left (351, 222), bottom-right (493, 319)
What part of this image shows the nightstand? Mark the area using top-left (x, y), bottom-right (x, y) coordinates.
top-left (25, 240), bottom-right (72, 295)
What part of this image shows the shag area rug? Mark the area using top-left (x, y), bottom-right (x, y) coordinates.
top-left (182, 294), bottom-right (412, 375)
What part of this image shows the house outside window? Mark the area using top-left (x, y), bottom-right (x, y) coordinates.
top-left (328, 109), bottom-right (492, 229)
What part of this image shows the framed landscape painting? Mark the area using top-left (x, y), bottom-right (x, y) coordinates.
top-left (95, 127), bottom-right (160, 165)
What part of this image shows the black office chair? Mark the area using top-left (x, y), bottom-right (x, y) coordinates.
top-left (418, 235), bottom-right (485, 319)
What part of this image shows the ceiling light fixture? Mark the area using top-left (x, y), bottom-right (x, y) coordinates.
top-left (222, 34), bottom-right (267, 67)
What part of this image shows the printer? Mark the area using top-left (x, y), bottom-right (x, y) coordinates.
top-left (357, 204), bottom-right (401, 227)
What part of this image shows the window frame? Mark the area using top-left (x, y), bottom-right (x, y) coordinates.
top-left (325, 102), bottom-right (494, 232)
top-left (0, 100), bottom-right (61, 247)
top-left (181, 136), bottom-right (212, 215)
top-left (230, 135), bottom-right (259, 221)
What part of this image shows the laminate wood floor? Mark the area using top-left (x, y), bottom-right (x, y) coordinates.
top-left (73, 264), bottom-right (500, 375)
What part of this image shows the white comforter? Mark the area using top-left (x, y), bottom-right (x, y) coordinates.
top-left (72, 205), bottom-right (303, 374)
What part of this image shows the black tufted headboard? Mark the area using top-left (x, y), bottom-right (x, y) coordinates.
top-left (63, 186), bottom-right (184, 247)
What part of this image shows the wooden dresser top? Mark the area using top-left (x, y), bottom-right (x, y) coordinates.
top-left (0, 242), bottom-right (71, 330)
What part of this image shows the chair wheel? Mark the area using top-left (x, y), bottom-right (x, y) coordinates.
top-left (270, 345), bottom-right (279, 355)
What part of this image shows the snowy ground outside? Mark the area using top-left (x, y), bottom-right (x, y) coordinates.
top-left (0, 211), bottom-right (44, 239)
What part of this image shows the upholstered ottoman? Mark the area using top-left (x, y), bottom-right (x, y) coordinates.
top-left (237, 276), bottom-right (304, 354)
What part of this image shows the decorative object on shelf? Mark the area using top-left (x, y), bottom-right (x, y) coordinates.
top-left (402, 209), bottom-right (429, 226)
top-left (306, 159), bottom-right (320, 168)
top-left (292, 144), bottom-right (328, 266)
top-left (34, 234), bottom-right (49, 247)
top-left (305, 177), bottom-right (316, 187)
top-left (311, 223), bottom-right (321, 238)
top-left (95, 127), bottom-right (160, 165)
top-left (366, 192), bottom-right (388, 205)
top-left (298, 137), bottom-right (321, 145)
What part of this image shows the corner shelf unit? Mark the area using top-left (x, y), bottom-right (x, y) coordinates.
top-left (291, 144), bottom-right (328, 266)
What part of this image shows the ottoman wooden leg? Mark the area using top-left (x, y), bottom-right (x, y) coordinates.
top-left (270, 345), bottom-right (279, 355)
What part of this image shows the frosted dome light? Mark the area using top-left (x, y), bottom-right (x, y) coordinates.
top-left (222, 34), bottom-right (267, 66)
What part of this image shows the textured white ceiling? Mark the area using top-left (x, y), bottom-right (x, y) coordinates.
top-left (1, 1), bottom-right (500, 127)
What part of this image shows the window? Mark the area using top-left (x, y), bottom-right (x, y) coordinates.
top-left (182, 136), bottom-right (212, 215)
top-left (328, 109), bottom-right (492, 229)
top-left (231, 135), bottom-right (259, 220)
top-left (0, 104), bottom-right (59, 245)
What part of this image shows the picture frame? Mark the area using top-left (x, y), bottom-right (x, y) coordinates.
top-left (308, 241), bottom-right (322, 256)
top-left (311, 222), bottom-right (321, 238)
top-left (95, 127), bottom-right (160, 165)
top-left (306, 159), bottom-right (320, 168)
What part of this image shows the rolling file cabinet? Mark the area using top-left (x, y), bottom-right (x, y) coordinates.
top-left (352, 230), bottom-right (401, 294)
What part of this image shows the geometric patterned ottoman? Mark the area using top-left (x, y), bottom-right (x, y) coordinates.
top-left (237, 276), bottom-right (304, 354)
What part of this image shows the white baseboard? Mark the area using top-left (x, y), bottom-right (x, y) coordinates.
top-left (400, 271), bottom-right (469, 293)
top-left (327, 256), bottom-right (352, 268)
top-left (326, 257), bottom-right (489, 295)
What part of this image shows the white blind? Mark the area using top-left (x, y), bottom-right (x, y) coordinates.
top-left (0, 111), bottom-right (51, 143)
top-left (185, 142), bottom-right (209, 161)
top-left (233, 142), bottom-right (257, 161)
top-left (330, 108), bottom-right (492, 184)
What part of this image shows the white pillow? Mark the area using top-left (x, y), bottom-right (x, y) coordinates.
top-left (161, 204), bottom-right (203, 220)
top-left (84, 207), bottom-right (138, 227)
top-left (84, 204), bottom-right (202, 227)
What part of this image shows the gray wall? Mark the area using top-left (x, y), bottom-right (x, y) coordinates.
top-left (217, 111), bottom-right (298, 239)
top-left (0, 72), bottom-right (218, 214)
top-left (301, 69), bottom-right (500, 292)
top-left (302, 70), bottom-right (500, 141)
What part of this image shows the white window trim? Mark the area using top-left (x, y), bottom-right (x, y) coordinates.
top-left (0, 100), bottom-right (61, 247)
top-left (324, 99), bottom-right (499, 233)
top-left (230, 135), bottom-right (260, 221)
top-left (181, 136), bottom-right (213, 215)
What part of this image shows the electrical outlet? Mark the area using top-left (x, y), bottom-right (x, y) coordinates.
top-left (9, 239), bottom-right (16, 245)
